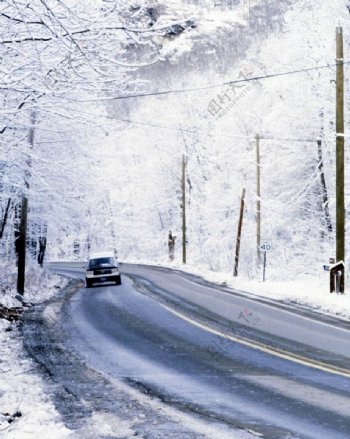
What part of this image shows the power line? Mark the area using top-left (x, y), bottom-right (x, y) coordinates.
top-left (75, 109), bottom-right (333, 144)
top-left (70, 60), bottom-right (350, 102)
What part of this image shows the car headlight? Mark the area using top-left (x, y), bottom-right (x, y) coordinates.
top-left (86, 270), bottom-right (94, 275)
top-left (111, 268), bottom-right (119, 273)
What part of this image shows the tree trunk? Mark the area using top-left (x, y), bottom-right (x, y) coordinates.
top-left (317, 141), bottom-right (332, 234)
top-left (0, 198), bottom-right (11, 240)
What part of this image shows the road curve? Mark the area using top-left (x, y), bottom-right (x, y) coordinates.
top-left (50, 262), bottom-right (350, 439)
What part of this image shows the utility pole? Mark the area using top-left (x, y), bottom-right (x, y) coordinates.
top-left (335, 26), bottom-right (345, 292)
top-left (256, 133), bottom-right (261, 265)
top-left (234, 188), bottom-right (246, 277)
top-left (182, 154), bottom-right (187, 264)
top-left (17, 111), bottom-right (35, 295)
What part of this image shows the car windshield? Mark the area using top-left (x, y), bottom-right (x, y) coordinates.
top-left (88, 257), bottom-right (115, 269)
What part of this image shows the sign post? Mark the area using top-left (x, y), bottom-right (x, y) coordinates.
top-left (260, 242), bottom-right (272, 282)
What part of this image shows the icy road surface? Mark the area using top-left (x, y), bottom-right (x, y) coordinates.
top-left (25, 263), bottom-right (350, 439)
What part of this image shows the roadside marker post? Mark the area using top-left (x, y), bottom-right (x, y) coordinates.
top-left (260, 242), bottom-right (272, 282)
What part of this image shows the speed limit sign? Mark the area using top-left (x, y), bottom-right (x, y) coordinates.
top-left (260, 242), bottom-right (272, 252)
top-left (260, 242), bottom-right (272, 282)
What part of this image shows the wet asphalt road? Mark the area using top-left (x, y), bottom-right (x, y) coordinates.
top-left (45, 263), bottom-right (350, 439)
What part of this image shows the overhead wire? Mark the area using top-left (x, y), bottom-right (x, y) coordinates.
top-left (73, 109), bottom-right (336, 144)
top-left (66, 59), bottom-right (350, 102)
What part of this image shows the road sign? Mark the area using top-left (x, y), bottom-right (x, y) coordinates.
top-left (260, 242), bottom-right (272, 282)
top-left (260, 242), bottom-right (272, 252)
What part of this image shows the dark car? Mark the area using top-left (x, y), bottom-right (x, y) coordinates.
top-left (85, 251), bottom-right (121, 287)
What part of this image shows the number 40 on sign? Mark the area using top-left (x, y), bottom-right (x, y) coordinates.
top-left (260, 242), bottom-right (272, 252)
top-left (260, 242), bottom-right (272, 282)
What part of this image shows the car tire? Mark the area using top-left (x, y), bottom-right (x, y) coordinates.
top-left (115, 275), bottom-right (122, 286)
top-left (86, 279), bottom-right (93, 288)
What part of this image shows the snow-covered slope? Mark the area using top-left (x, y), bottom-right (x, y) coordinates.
top-left (79, 0), bottom-right (350, 287)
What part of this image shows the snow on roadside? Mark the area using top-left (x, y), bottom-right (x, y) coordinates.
top-left (0, 318), bottom-right (72, 439)
top-left (0, 261), bottom-right (67, 309)
top-left (126, 257), bottom-right (350, 321)
top-left (0, 263), bottom-right (74, 438)
top-left (215, 271), bottom-right (350, 320)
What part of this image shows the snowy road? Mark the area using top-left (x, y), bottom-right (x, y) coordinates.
top-left (27, 263), bottom-right (350, 439)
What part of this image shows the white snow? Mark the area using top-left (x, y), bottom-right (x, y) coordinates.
top-left (0, 261), bottom-right (66, 308)
top-left (74, 412), bottom-right (135, 438)
top-left (75, 0), bottom-right (350, 292)
top-left (0, 265), bottom-right (75, 438)
top-left (2, 0), bottom-right (350, 437)
top-left (0, 319), bottom-right (72, 439)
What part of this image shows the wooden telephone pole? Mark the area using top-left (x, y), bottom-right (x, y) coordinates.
top-left (256, 133), bottom-right (261, 265)
top-left (335, 26), bottom-right (345, 292)
top-left (182, 154), bottom-right (187, 264)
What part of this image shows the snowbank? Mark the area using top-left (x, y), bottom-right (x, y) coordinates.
top-left (126, 256), bottom-right (350, 320)
top-left (0, 318), bottom-right (72, 438)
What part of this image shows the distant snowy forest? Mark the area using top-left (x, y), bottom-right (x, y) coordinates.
top-left (1, 0), bottom-right (350, 294)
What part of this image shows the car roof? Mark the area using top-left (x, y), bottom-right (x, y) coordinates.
top-left (88, 251), bottom-right (115, 259)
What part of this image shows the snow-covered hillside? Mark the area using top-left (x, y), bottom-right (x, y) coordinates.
top-left (75, 0), bottom-right (350, 285)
